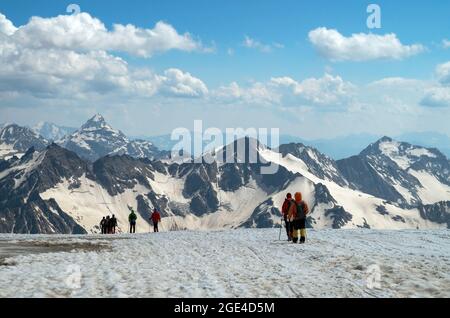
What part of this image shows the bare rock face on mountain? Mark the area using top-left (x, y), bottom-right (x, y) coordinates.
top-left (312, 184), bottom-right (341, 226)
top-left (418, 201), bottom-right (450, 228)
top-left (168, 162), bottom-right (220, 217)
top-left (336, 153), bottom-right (412, 205)
top-left (0, 145), bottom-right (87, 234)
top-left (279, 143), bottom-right (349, 187)
top-left (93, 155), bottom-right (155, 196)
top-left (241, 198), bottom-right (279, 228)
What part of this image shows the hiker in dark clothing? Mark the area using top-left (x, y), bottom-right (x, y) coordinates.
top-left (100, 217), bottom-right (107, 234)
top-left (151, 209), bottom-right (161, 233)
top-left (128, 208), bottom-right (137, 234)
top-left (105, 216), bottom-right (111, 234)
top-left (281, 193), bottom-right (293, 241)
top-left (111, 215), bottom-right (117, 234)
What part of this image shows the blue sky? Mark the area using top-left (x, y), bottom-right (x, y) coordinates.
top-left (2, 0), bottom-right (448, 84)
top-left (0, 0), bottom-right (449, 138)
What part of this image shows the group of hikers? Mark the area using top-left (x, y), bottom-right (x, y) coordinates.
top-left (100, 207), bottom-right (161, 234)
top-left (281, 192), bottom-right (310, 244)
top-left (99, 215), bottom-right (118, 234)
top-left (99, 194), bottom-right (307, 240)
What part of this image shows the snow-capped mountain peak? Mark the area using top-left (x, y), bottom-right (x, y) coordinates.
top-left (1, 124), bottom-right (40, 142)
top-left (361, 136), bottom-right (442, 170)
top-left (91, 113), bottom-right (105, 123)
top-left (212, 137), bottom-right (267, 164)
top-left (80, 114), bottom-right (120, 132)
top-left (338, 137), bottom-right (450, 207)
top-left (0, 124), bottom-right (49, 160)
top-left (58, 115), bottom-right (165, 162)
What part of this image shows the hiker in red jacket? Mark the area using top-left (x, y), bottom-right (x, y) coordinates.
top-left (281, 193), bottom-right (293, 241)
top-left (151, 209), bottom-right (161, 233)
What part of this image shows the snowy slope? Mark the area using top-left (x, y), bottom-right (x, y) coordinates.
top-left (40, 175), bottom-right (155, 234)
top-left (0, 229), bottom-right (449, 298)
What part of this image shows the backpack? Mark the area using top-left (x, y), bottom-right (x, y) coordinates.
top-left (294, 201), bottom-right (306, 221)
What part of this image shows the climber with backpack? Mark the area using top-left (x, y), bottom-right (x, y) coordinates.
top-left (128, 207), bottom-right (138, 234)
top-left (281, 193), bottom-right (293, 241)
top-left (288, 192), bottom-right (310, 244)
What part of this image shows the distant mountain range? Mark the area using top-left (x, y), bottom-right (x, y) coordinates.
top-left (136, 132), bottom-right (450, 160)
top-left (0, 116), bottom-right (449, 234)
top-left (3, 119), bottom-right (447, 160)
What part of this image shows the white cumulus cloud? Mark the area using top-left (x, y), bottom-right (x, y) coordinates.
top-left (213, 74), bottom-right (355, 108)
top-left (0, 13), bottom-right (17, 35)
top-left (10, 12), bottom-right (205, 58)
top-left (157, 69), bottom-right (209, 98)
top-left (308, 27), bottom-right (425, 61)
top-left (271, 73), bottom-right (355, 106)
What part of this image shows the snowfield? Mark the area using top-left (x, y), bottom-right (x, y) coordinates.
top-left (0, 229), bottom-right (449, 298)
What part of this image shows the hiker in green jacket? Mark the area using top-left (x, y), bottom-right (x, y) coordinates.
top-left (128, 207), bottom-right (138, 233)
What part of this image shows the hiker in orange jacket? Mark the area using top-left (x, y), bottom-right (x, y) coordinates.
top-left (288, 192), bottom-right (310, 244)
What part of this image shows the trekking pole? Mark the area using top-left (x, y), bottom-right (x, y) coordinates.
top-left (278, 217), bottom-right (283, 241)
